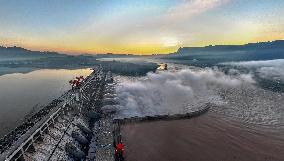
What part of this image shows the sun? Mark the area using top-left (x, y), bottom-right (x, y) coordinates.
top-left (161, 37), bottom-right (181, 47)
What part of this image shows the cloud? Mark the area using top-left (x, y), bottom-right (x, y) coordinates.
top-left (82, 0), bottom-right (231, 54)
top-left (222, 59), bottom-right (284, 82)
top-left (115, 67), bottom-right (253, 118)
top-left (164, 0), bottom-right (230, 22)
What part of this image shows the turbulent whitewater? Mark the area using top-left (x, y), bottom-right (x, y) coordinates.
top-left (115, 64), bottom-right (284, 127)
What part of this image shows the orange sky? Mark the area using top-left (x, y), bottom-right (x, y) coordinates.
top-left (0, 0), bottom-right (284, 55)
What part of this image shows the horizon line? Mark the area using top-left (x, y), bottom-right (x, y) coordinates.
top-left (1, 39), bottom-right (284, 56)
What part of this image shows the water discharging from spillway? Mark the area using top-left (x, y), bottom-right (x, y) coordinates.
top-left (115, 64), bottom-right (284, 161)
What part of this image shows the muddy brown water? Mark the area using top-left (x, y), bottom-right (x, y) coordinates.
top-left (121, 112), bottom-right (284, 161)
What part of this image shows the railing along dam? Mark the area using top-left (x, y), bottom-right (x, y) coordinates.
top-left (0, 66), bottom-right (105, 161)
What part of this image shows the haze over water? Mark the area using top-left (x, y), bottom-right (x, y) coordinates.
top-left (0, 68), bottom-right (92, 137)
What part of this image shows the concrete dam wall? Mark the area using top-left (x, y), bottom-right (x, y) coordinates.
top-left (0, 66), bottom-right (212, 161)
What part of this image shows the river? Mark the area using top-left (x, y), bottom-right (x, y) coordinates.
top-left (0, 68), bottom-right (92, 137)
top-left (116, 62), bottom-right (284, 161)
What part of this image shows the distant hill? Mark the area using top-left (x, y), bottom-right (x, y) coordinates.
top-left (0, 46), bottom-right (65, 61)
top-left (175, 40), bottom-right (284, 54)
top-left (0, 46), bottom-right (139, 61)
top-left (162, 40), bottom-right (284, 66)
top-left (0, 46), bottom-right (155, 76)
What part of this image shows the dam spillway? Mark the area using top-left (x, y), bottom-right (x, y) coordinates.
top-left (0, 66), bottom-right (211, 161)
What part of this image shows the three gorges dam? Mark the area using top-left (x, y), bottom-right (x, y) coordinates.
top-left (0, 65), bottom-right (210, 161)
